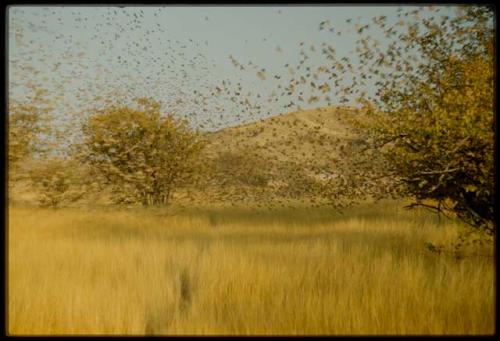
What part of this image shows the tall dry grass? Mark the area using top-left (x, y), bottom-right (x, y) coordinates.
top-left (7, 201), bottom-right (495, 335)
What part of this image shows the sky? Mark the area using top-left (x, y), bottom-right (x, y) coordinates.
top-left (8, 5), bottom-right (460, 132)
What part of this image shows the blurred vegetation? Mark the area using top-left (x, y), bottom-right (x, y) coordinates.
top-left (8, 89), bottom-right (53, 187)
top-left (8, 203), bottom-right (494, 334)
top-left (27, 157), bottom-right (97, 208)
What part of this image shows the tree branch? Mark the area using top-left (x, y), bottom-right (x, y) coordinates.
top-left (416, 167), bottom-right (461, 175)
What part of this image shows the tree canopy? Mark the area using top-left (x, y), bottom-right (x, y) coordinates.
top-left (346, 5), bottom-right (495, 233)
top-left (79, 98), bottom-right (205, 206)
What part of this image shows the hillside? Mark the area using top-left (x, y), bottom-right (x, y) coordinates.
top-left (193, 105), bottom-right (371, 206)
top-left (205, 105), bottom-right (361, 163)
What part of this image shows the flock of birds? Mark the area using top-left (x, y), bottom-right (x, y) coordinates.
top-left (10, 5), bottom-right (446, 136)
top-left (8, 5), bottom-right (453, 206)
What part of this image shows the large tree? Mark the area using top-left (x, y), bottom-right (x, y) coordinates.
top-left (80, 98), bottom-right (205, 206)
top-left (345, 5), bottom-right (495, 234)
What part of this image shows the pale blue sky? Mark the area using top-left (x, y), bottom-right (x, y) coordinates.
top-left (8, 5), bottom-right (459, 131)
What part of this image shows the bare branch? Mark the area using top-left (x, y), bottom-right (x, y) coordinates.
top-left (416, 168), bottom-right (461, 176)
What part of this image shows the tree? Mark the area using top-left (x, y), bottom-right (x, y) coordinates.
top-left (8, 90), bottom-right (52, 188)
top-left (346, 6), bottom-right (495, 234)
top-left (79, 98), bottom-right (205, 206)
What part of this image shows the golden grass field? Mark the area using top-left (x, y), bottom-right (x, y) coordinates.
top-left (8, 201), bottom-right (495, 335)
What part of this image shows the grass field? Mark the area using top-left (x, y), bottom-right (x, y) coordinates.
top-left (7, 201), bottom-right (495, 335)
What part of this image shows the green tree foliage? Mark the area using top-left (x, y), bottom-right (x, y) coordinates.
top-left (348, 6), bottom-right (494, 233)
top-left (80, 98), bottom-right (205, 206)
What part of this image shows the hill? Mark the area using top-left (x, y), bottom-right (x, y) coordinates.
top-left (192, 105), bottom-right (370, 207)
top-left (204, 105), bottom-right (361, 166)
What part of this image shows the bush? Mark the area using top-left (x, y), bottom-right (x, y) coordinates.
top-left (28, 158), bottom-right (95, 208)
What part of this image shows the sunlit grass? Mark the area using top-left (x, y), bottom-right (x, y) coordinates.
top-left (8, 201), bottom-right (494, 335)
